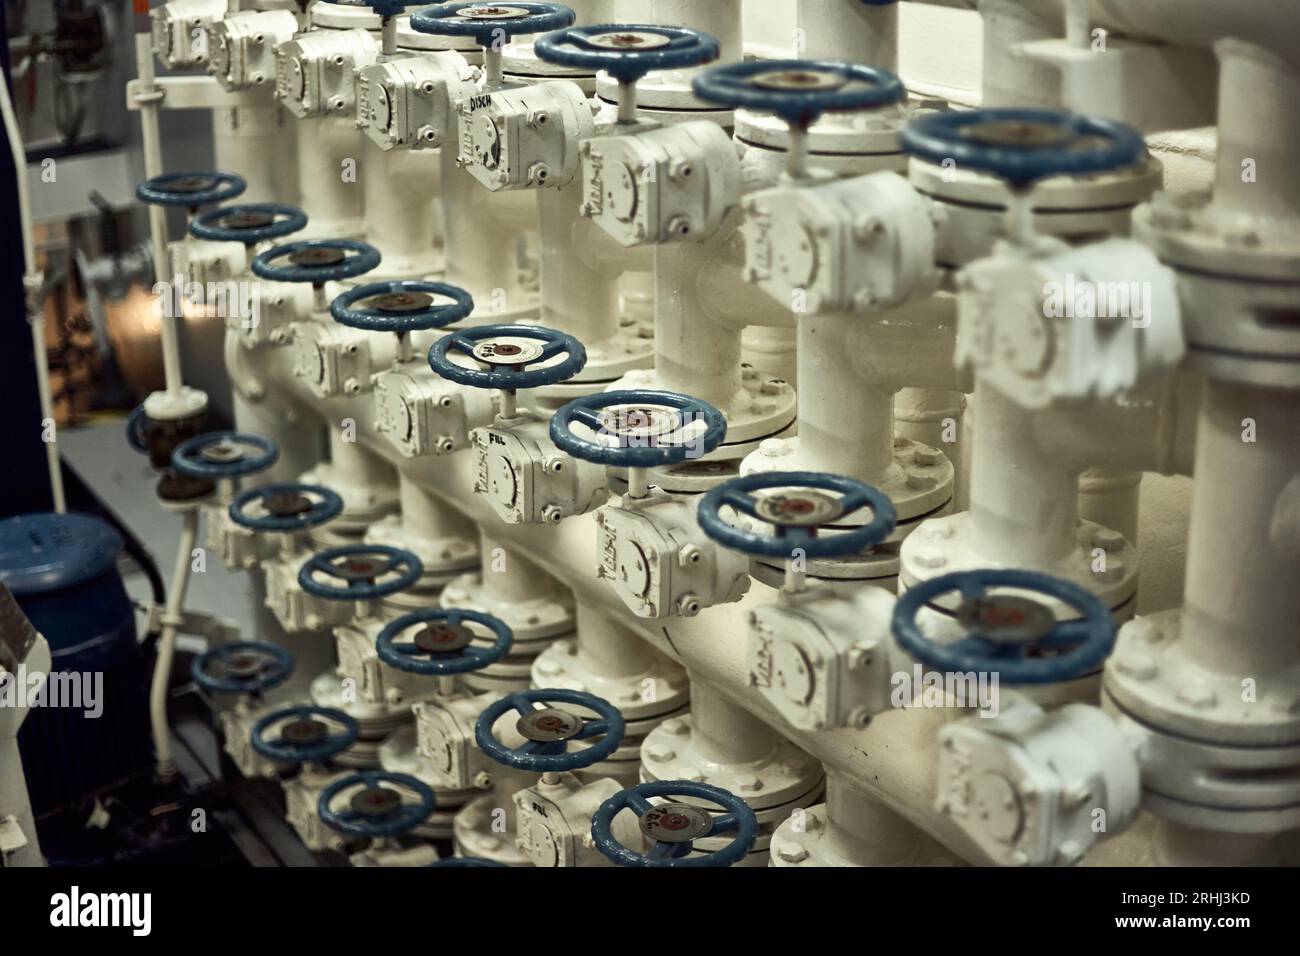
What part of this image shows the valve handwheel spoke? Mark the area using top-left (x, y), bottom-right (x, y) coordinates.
top-left (229, 482), bottom-right (344, 533)
top-left (251, 705), bottom-right (359, 764)
top-left (428, 324), bottom-right (587, 391)
top-left (298, 544), bottom-right (424, 601)
top-left (591, 780), bottom-right (759, 868)
top-left (192, 641), bottom-right (293, 695)
top-left (251, 238), bottom-right (383, 285)
top-left (190, 203), bottom-right (309, 245)
top-left (376, 608), bottom-right (514, 675)
top-left (172, 431), bottom-right (279, 480)
top-left (898, 108), bottom-right (1148, 188)
top-left (318, 770), bottom-right (436, 838)
top-left (549, 389), bottom-right (727, 469)
top-left (330, 280), bottom-right (475, 334)
top-left (698, 471), bottom-right (897, 560)
top-left (474, 688), bottom-right (625, 773)
top-left (891, 568), bottom-right (1118, 684)
top-left (137, 171), bottom-right (247, 209)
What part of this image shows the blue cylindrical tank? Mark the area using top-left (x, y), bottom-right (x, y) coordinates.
top-left (0, 513), bottom-right (151, 815)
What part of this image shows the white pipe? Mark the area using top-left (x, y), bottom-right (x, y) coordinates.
top-left (363, 145), bottom-right (441, 278)
top-left (795, 0), bottom-right (898, 68)
top-left (212, 105), bottom-right (300, 205)
top-left (135, 35), bottom-right (186, 399)
top-left (296, 115), bottom-right (365, 239)
top-left (440, 148), bottom-right (536, 308)
top-left (0, 67), bottom-right (64, 513)
top-left (539, 181), bottom-right (623, 344)
top-left (575, 601), bottom-right (656, 677)
top-left (151, 509), bottom-right (200, 781)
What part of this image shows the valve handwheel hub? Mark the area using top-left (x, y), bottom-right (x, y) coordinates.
top-left (265, 492), bottom-right (313, 517)
top-left (281, 718), bottom-right (328, 748)
top-left (413, 622), bottom-right (475, 653)
top-left (642, 804), bottom-right (712, 844)
top-left (517, 707), bottom-right (582, 742)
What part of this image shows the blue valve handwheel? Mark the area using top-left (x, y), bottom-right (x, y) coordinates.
top-left (428, 324), bottom-right (586, 390)
top-left (549, 389), bottom-right (727, 469)
top-left (189, 203), bottom-right (308, 245)
top-left (192, 641), bottom-right (293, 695)
top-left (318, 770), bottom-right (436, 839)
top-left (474, 688), bottom-right (624, 773)
top-left (534, 25), bottom-right (720, 84)
top-left (172, 431), bottom-right (279, 480)
top-left (229, 482), bottom-right (344, 533)
top-left (698, 471), bottom-right (897, 560)
top-left (366, 1), bottom-right (425, 16)
top-left (428, 856), bottom-right (507, 867)
top-left (409, 2), bottom-right (575, 45)
top-left (692, 60), bottom-right (904, 126)
top-left (136, 171), bottom-right (247, 208)
top-left (899, 108), bottom-right (1147, 188)
top-left (330, 280), bottom-right (474, 334)
top-left (376, 608), bottom-right (513, 676)
top-left (251, 239), bottom-right (382, 285)
top-left (251, 705), bottom-right (359, 763)
top-left (591, 780), bottom-right (759, 868)
top-left (892, 568), bottom-right (1117, 685)
top-left (126, 404), bottom-right (150, 454)
top-left (298, 544), bottom-right (424, 601)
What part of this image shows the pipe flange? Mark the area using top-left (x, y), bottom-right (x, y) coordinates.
top-left (899, 512), bottom-right (1140, 615)
top-left (377, 727), bottom-right (476, 838)
top-left (440, 574), bottom-right (575, 645)
top-left (299, 461), bottom-right (400, 529)
top-left (530, 637), bottom-right (691, 723)
top-left (638, 713), bottom-right (825, 812)
top-left (1105, 610), bottom-right (1300, 748)
top-left (768, 803), bottom-right (953, 867)
top-left (364, 515), bottom-right (480, 587)
top-left (735, 104), bottom-right (908, 166)
top-left (310, 669), bottom-right (414, 739)
top-left (311, 1), bottom-right (384, 30)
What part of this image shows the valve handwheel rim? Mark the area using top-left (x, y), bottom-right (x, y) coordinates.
top-left (549, 389), bottom-right (727, 469)
top-left (891, 568), bottom-right (1117, 684)
top-left (409, 2), bottom-right (576, 44)
top-left (251, 705), bottom-right (360, 763)
top-left (172, 431), bottom-right (280, 480)
top-left (136, 171), bottom-right (247, 208)
top-left (318, 770), bottom-right (437, 838)
top-left (474, 688), bottom-right (625, 773)
top-left (376, 608), bottom-right (514, 675)
top-left (591, 780), bottom-right (759, 867)
top-left (698, 471), bottom-right (897, 559)
top-left (126, 404), bottom-right (150, 454)
top-left (298, 544), bottom-right (425, 601)
top-left (691, 59), bottom-right (905, 126)
top-left (428, 324), bottom-right (587, 390)
top-left (192, 641), bottom-right (293, 695)
top-left (251, 238), bottom-right (383, 285)
top-left (229, 482), bottom-right (345, 532)
top-left (330, 280), bottom-right (475, 333)
top-left (190, 203), bottom-right (309, 244)
top-left (534, 24), bottom-right (721, 84)
top-left (898, 108), bottom-right (1148, 187)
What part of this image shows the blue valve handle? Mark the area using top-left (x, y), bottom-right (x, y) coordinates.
top-left (366, 1), bottom-right (425, 16)
top-left (136, 171), bottom-right (247, 208)
top-left (251, 705), bottom-right (359, 763)
top-left (229, 482), bottom-right (344, 532)
top-left (409, 3), bottom-right (575, 45)
top-left (892, 568), bottom-right (1117, 685)
top-left (192, 641), bottom-right (293, 695)
top-left (428, 857), bottom-right (507, 867)
top-left (298, 544), bottom-right (424, 601)
top-left (318, 770), bottom-right (436, 838)
top-left (474, 688), bottom-right (625, 773)
top-left (698, 471), bottom-right (897, 560)
top-left (126, 404), bottom-right (150, 454)
top-left (899, 108), bottom-right (1147, 188)
top-left (591, 780), bottom-right (759, 868)
top-left (330, 280), bottom-right (474, 334)
top-left (428, 324), bottom-right (586, 390)
top-left (189, 203), bottom-right (308, 244)
top-left (692, 59), bottom-right (905, 127)
top-left (534, 25), bottom-right (720, 84)
top-left (549, 389), bottom-right (727, 469)
top-left (376, 608), bottom-right (513, 676)
top-left (172, 431), bottom-right (279, 480)
top-left (251, 239), bottom-right (382, 285)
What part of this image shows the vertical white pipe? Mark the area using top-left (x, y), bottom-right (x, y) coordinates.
top-left (151, 509), bottom-right (200, 780)
top-left (576, 601), bottom-right (655, 677)
top-left (296, 115), bottom-right (365, 238)
top-left (794, 0), bottom-right (898, 68)
top-left (653, 242), bottom-right (742, 407)
top-left (687, 680), bottom-right (776, 764)
top-left (479, 532), bottom-right (567, 605)
top-left (212, 105), bottom-right (300, 204)
top-left (539, 181), bottom-right (621, 343)
top-left (363, 144), bottom-right (440, 278)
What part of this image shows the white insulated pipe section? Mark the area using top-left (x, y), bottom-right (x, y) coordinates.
top-left (795, 0), bottom-right (898, 70)
top-left (362, 144), bottom-right (441, 278)
top-left (539, 181), bottom-right (622, 344)
top-left (575, 601), bottom-right (658, 678)
top-left (212, 105), bottom-right (300, 205)
top-left (296, 115), bottom-right (365, 238)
